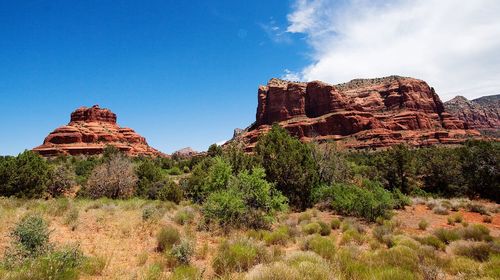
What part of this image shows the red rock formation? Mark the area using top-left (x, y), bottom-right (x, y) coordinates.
top-left (238, 76), bottom-right (482, 150)
top-left (33, 105), bottom-right (165, 157)
top-left (444, 95), bottom-right (500, 135)
top-left (172, 147), bottom-right (199, 158)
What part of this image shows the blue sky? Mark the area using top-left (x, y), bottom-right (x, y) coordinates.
top-left (2, 0), bottom-right (499, 155)
top-left (0, 0), bottom-right (312, 155)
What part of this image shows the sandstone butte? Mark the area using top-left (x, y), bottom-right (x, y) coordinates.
top-left (444, 95), bottom-right (500, 135)
top-left (33, 105), bottom-right (165, 157)
top-left (234, 76), bottom-right (485, 151)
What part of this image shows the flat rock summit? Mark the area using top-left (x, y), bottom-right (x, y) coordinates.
top-left (33, 105), bottom-right (163, 157)
top-left (235, 76), bottom-right (484, 150)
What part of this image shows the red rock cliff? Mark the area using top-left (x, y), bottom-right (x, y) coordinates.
top-left (239, 76), bottom-right (481, 150)
top-left (444, 95), bottom-right (500, 133)
top-left (33, 105), bottom-right (165, 157)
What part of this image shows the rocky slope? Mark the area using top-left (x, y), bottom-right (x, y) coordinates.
top-left (444, 95), bottom-right (499, 134)
top-left (33, 105), bottom-right (164, 157)
top-left (236, 76), bottom-right (481, 150)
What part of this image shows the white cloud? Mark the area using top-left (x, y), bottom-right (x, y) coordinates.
top-left (260, 18), bottom-right (292, 44)
top-left (286, 0), bottom-right (500, 100)
top-left (281, 69), bottom-right (302, 81)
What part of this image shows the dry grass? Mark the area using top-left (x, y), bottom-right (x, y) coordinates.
top-left (0, 197), bottom-right (498, 279)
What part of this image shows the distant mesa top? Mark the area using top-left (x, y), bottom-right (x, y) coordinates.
top-left (33, 105), bottom-right (164, 157)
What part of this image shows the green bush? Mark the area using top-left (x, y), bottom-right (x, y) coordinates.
top-left (202, 167), bottom-right (287, 230)
top-left (303, 235), bottom-right (335, 260)
top-left (302, 222), bottom-right (321, 235)
top-left (418, 219), bottom-right (429, 230)
top-left (255, 125), bottom-right (319, 209)
top-left (81, 255), bottom-right (107, 276)
top-left (173, 207), bottom-right (195, 225)
top-left (433, 228), bottom-right (460, 244)
top-left (169, 265), bottom-right (201, 280)
top-left (460, 224), bottom-right (492, 241)
top-left (451, 241), bottom-right (491, 262)
top-left (319, 180), bottom-right (395, 221)
top-left (0, 151), bottom-right (51, 198)
top-left (318, 221), bottom-right (331, 236)
top-left (212, 238), bottom-right (268, 275)
top-left (263, 226), bottom-right (290, 245)
top-left (415, 235), bottom-right (445, 250)
top-left (156, 226), bottom-right (180, 252)
top-left (9, 214), bottom-right (51, 258)
top-left (245, 251), bottom-right (334, 280)
top-left (330, 218), bottom-right (341, 229)
top-left (170, 239), bottom-right (194, 265)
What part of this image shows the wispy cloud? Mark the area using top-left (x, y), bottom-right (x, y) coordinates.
top-left (286, 0), bottom-right (500, 100)
top-left (260, 17), bottom-right (292, 44)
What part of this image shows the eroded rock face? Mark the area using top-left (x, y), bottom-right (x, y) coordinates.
top-left (238, 76), bottom-right (482, 150)
top-left (33, 105), bottom-right (165, 157)
top-left (444, 95), bottom-right (500, 133)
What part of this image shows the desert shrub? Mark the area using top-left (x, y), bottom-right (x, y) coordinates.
top-left (433, 228), bottom-right (460, 244)
top-left (263, 226), bottom-right (289, 246)
top-left (142, 205), bottom-right (161, 222)
top-left (432, 205), bottom-right (449, 215)
top-left (451, 213), bottom-right (463, 223)
top-left (13, 245), bottom-right (84, 280)
top-left (135, 159), bottom-right (163, 196)
top-left (340, 229), bottom-right (364, 245)
top-left (83, 154), bottom-right (137, 199)
top-left (330, 218), bottom-right (341, 230)
top-left (7, 214), bottom-right (51, 260)
top-left (245, 251), bottom-right (335, 280)
top-left (144, 263), bottom-right (163, 280)
top-left (212, 238), bottom-right (268, 275)
top-left (418, 219), bottom-right (429, 230)
top-left (47, 197), bottom-right (71, 216)
top-left (297, 212), bottom-right (312, 224)
top-left (460, 224), bottom-right (492, 241)
top-left (467, 203), bottom-right (489, 215)
top-left (312, 142), bottom-right (353, 185)
top-left (483, 216), bottom-right (492, 223)
top-left (426, 200), bottom-right (437, 210)
top-left (64, 206), bottom-right (79, 230)
top-left (222, 141), bottom-right (259, 175)
top-left (391, 189), bottom-right (411, 209)
top-left (156, 226), bottom-right (180, 252)
top-left (417, 234), bottom-right (446, 251)
top-left (446, 256), bottom-right (482, 276)
top-left (447, 217), bottom-right (455, 225)
top-left (302, 222), bottom-right (321, 235)
top-left (202, 167), bottom-right (287, 230)
top-left (167, 166), bottom-right (182, 176)
top-left (321, 180), bottom-right (395, 221)
top-left (170, 239), bottom-right (195, 265)
top-left (155, 179), bottom-right (183, 203)
top-left (318, 221), bottom-right (331, 236)
top-left (81, 255), bottom-right (107, 276)
top-left (255, 125), bottom-right (319, 209)
top-left (303, 235), bottom-right (336, 260)
top-left (169, 265), bottom-right (201, 280)
top-left (173, 206), bottom-right (195, 225)
top-left (48, 164), bottom-right (76, 197)
top-left (483, 254), bottom-right (500, 278)
top-left (373, 220), bottom-right (398, 245)
top-left (376, 245), bottom-right (419, 272)
top-left (450, 240), bottom-right (491, 261)
top-left (0, 151), bottom-right (51, 198)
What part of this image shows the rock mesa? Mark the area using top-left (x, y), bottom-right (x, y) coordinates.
top-left (33, 105), bottom-right (164, 157)
top-left (237, 76), bottom-right (482, 150)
